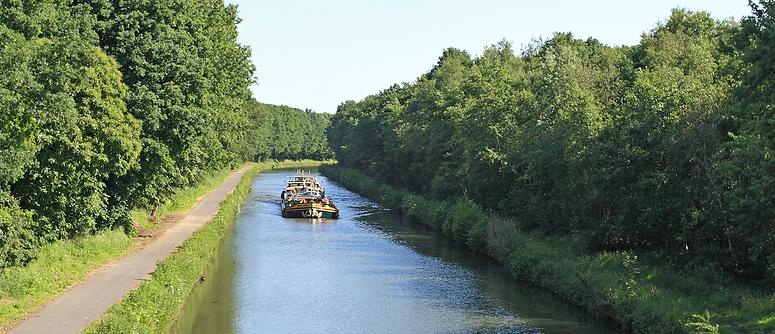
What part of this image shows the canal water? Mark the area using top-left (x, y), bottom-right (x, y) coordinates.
top-left (173, 170), bottom-right (617, 334)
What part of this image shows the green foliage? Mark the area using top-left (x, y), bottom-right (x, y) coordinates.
top-left (381, 185), bottom-right (405, 209)
top-left (326, 5), bottom-right (775, 284)
top-left (400, 194), bottom-right (448, 228)
top-left (0, 192), bottom-right (37, 270)
top-left (1, 0), bottom-right (142, 243)
top-left (687, 311), bottom-right (720, 334)
top-left (485, 216), bottom-right (521, 261)
top-left (0, 0), bottom-right (333, 270)
top-left (243, 101), bottom-right (335, 161)
top-left (0, 27), bottom-right (37, 189)
top-left (12, 42), bottom-right (142, 239)
top-left (719, 0), bottom-right (775, 282)
top-left (82, 0), bottom-right (255, 211)
top-left (442, 198), bottom-right (487, 247)
top-left (324, 5), bottom-right (775, 330)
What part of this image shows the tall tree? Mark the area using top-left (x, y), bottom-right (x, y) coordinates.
top-left (80, 0), bottom-right (254, 212)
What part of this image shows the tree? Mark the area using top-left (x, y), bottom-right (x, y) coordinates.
top-left (720, 0), bottom-right (775, 280)
top-left (325, 6), bottom-right (775, 282)
top-left (81, 0), bottom-right (254, 212)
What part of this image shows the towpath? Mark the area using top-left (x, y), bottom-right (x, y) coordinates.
top-left (6, 165), bottom-right (254, 334)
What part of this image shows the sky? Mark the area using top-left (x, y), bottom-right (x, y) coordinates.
top-left (224, 0), bottom-right (752, 113)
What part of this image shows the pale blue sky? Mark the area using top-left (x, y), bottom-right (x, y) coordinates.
top-left (225, 0), bottom-right (751, 113)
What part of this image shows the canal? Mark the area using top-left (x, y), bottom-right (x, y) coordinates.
top-left (173, 169), bottom-right (617, 334)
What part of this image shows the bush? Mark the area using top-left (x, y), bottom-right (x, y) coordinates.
top-left (466, 219), bottom-right (488, 252)
top-left (0, 192), bottom-right (38, 270)
top-left (381, 185), bottom-right (405, 209)
top-left (441, 198), bottom-right (487, 242)
top-left (415, 197), bottom-right (448, 228)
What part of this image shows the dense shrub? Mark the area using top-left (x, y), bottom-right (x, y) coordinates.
top-left (0, 193), bottom-right (37, 270)
top-left (440, 198), bottom-right (487, 251)
top-left (414, 197), bottom-right (448, 229)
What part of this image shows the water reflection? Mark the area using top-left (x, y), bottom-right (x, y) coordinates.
top-left (172, 226), bottom-right (235, 334)
top-left (174, 170), bottom-right (618, 334)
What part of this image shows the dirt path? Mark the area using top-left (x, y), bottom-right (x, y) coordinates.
top-left (6, 165), bottom-right (254, 334)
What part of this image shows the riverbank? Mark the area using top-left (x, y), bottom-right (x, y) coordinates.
top-left (171, 168), bottom-right (618, 333)
top-left (320, 165), bottom-right (775, 334)
top-left (0, 160), bottom-right (329, 333)
top-left (0, 230), bottom-right (134, 333)
top-left (82, 160), bottom-right (326, 333)
top-left (0, 163), bottom-right (241, 333)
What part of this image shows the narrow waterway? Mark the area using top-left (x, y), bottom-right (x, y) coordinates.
top-left (173, 170), bottom-right (617, 334)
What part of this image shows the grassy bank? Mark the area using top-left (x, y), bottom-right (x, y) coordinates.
top-left (83, 160), bottom-right (326, 333)
top-left (0, 230), bottom-right (133, 332)
top-left (0, 164), bottom-right (247, 332)
top-left (0, 160), bottom-right (326, 332)
top-left (320, 164), bottom-right (775, 334)
top-left (129, 169), bottom-right (233, 229)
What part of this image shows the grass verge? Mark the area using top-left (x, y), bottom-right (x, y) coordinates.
top-left (320, 164), bottom-right (775, 334)
top-left (82, 160), bottom-right (327, 333)
top-left (0, 160), bottom-right (327, 332)
top-left (129, 169), bottom-right (233, 229)
top-left (0, 164), bottom-right (243, 332)
top-left (0, 229), bottom-right (133, 332)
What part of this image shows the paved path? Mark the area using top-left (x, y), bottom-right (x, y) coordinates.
top-left (6, 165), bottom-right (254, 334)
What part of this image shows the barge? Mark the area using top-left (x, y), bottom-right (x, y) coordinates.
top-left (281, 172), bottom-right (339, 219)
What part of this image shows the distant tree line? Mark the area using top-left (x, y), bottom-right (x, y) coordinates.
top-left (328, 3), bottom-right (775, 283)
top-left (0, 0), bottom-right (331, 269)
top-left (240, 101), bottom-right (334, 162)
